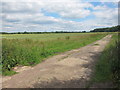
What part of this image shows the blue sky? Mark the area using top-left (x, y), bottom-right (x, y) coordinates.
top-left (1, 0), bottom-right (118, 32)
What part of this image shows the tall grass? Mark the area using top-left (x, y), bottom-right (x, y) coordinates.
top-left (91, 33), bottom-right (120, 88)
top-left (2, 33), bottom-right (107, 76)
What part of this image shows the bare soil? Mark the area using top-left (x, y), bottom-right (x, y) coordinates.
top-left (2, 35), bottom-right (112, 88)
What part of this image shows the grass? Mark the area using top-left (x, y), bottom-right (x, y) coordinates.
top-left (2, 33), bottom-right (94, 40)
top-left (90, 33), bottom-right (120, 88)
top-left (94, 43), bottom-right (99, 45)
top-left (3, 70), bottom-right (17, 76)
top-left (1, 33), bottom-right (108, 76)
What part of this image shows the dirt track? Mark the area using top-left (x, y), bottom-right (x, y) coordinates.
top-left (2, 35), bottom-right (112, 88)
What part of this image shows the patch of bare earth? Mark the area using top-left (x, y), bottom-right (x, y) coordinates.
top-left (2, 35), bottom-right (112, 88)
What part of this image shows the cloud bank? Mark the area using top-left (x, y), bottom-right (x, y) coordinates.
top-left (1, 0), bottom-right (118, 32)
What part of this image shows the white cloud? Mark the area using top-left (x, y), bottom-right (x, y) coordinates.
top-left (42, 0), bottom-right (93, 19)
top-left (1, 0), bottom-right (118, 32)
top-left (93, 5), bottom-right (118, 26)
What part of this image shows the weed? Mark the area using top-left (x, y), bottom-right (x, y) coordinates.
top-left (94, 43), bottom-right (99, 45)
top-left (65, 36), bottom-right (70, 40)
top-left (90, 33), bottom-right (120, 89)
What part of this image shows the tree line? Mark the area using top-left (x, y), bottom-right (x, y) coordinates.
top-left (90, 25), bottom-right (120, 32)
top-left (0, 25), bottom-right (119, 34)
top-left (0, 31), bottom-right (86, 34)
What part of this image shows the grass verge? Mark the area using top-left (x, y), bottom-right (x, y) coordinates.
top-left (89, 33), bottom-right (120, 88)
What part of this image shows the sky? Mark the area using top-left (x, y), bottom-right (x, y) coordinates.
top-left (0, 0), bottom-right (119, 32)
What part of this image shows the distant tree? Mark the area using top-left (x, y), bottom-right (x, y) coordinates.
top-left (82, 31), bottom-right (86, 33)
top-left (90, 25), bottom-right (120, 32)
top-left (17, 32), bottom-right (21, 34)
top-left (23, 31), bottom-right (27, 34)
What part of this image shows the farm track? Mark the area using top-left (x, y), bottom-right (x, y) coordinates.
top-left (2, 35), bottom-right (112, 88)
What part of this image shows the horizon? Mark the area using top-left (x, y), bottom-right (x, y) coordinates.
top-left (0, 25), bottom-right (118, 33)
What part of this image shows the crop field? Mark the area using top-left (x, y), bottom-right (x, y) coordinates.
top-left (1, 33), bottom-right (108, 75)
top-left (1, 33), bottom-right (106, 40)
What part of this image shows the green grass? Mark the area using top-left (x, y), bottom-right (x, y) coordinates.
top-left (2, 70), bottom-right (17, 76)
top-left (90, 33), bottom-right (120, 88)
top-left (2, 33), bottom-right (108, 76)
